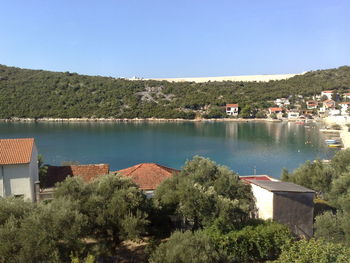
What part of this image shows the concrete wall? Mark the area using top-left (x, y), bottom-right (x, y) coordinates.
top-left (273, 192), bottom-right (314, 238)
top-left (250, 183), bottom-right (274, 220)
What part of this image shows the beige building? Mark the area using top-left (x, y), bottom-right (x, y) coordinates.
top-left (246, 179), bottom-right (315, 238)
top-left (0, 138), bottom-right (39, 201)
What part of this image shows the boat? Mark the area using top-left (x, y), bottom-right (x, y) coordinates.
top-left (328, 144), bottom-right (342, 148)
top-left (325, 139), bottom-right (340, 144)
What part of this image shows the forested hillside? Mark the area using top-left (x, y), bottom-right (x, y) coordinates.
top-left (0, 64), bottom-right (350, 119)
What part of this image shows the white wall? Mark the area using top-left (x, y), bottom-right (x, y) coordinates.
top-left (250, 183), bottom-right (274, 219)
top-left (0, 144), bottom-right (38, 201)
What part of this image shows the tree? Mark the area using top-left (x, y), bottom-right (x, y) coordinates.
top-left (149, 231), bottom-right (226, 263)
top-left (154, 156), bottom-right (255, 232)
top-left (54, 174), bottom-right (149, 253)
top-left (281, 160), bottom-right (335, 197)
top-left (314, 211), bottom-right (350, 245)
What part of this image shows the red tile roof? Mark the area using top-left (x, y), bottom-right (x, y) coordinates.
top-left (114, 163), bottom-right (180, 190)
top-left (269, 107), bottom-right (283, 112)
top-left (0, 138), bottom-right (35, 165)
top-left (43, 164), bottom-right (109, 188)
top-left (239, 175), bottom-right (276, 182)
top-left (226, 104), bottom-right (238, 108)
top-left (322, 90), bottom-right (333, 93)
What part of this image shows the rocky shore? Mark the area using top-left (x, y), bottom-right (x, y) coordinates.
top-left (0, 117), bottom-right (283, 123)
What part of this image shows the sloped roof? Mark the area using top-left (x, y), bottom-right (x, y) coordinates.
top-left (269, 107), bottom-right (283, 112)
top-left (0, 138), bottom-right (35, 165)
top-left (240, 175), bottom-right (278, 182)
top-left (43, 164), bottom-right (109, 188)
top-left (115, 163), bottom-right (180, 190)
top-left (226, 104), bottom-right (238, 108)
top-left (248, 180), bottom-right (315, 193)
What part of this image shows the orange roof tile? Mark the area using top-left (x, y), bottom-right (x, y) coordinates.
top-left (114, 163), bottom-right (180, 190)
top-left (0, 138), bottom-right (35, 165)
top-left (226, 104), bottom-right (238, 108)
top-left (269, 107), bottom-right (283, 112)
top-left (43, 164), bottom-right (110, 188)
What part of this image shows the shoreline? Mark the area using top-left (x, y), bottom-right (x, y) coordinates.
top-left (0, 117), bottom-right (285, 123)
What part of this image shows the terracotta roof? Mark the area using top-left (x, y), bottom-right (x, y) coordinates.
top-left (226, 104), bottom-right (238, 108)
top-left (43, 164), bottom-right (109, 188)
top-left (307, 100), bottom-right (318, 105)
top-left (322, 90), bottom-right (333, 93)
top-left (114, 163), bottom-right (180, 190)
top-left (339, 102), bottom-right (350, 105)
top-left (269, 107), bottom-right (282, 112)
top-left (0, 138), bottom-right (35, 165)
top-left (240, 175), bottom-right (277, 182)
top-left (343, 93), bottom-right (350, 96)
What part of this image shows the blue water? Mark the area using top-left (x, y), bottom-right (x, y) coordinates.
top-left (0, 121), bottom-right (336, 178)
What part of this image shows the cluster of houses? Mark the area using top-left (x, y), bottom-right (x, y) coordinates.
top-left (226, 89), bottom-right (350, 120)
top-left (0, 138), bottom-right (315, 238)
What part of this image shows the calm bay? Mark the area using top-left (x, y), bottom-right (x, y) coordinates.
top-left (0, 121), bottom-right (336, 178)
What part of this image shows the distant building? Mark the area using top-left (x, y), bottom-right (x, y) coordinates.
top-left (115, 163), bottom-right (179, 197)
top-left (321, 90), bottom-right (334, 100)
top-left (287, 110), bottom-right (300, 119)
top-left (274, 98), bottom-right (290, 107)
top-left (226, 104), bottom-right (239, 116)
top-left (306, 100), bottom-right (318, 110)
top-left (268, 107), bottom-right (283, 119)
top-left (244, 179), bottom-right (315, 238)
top-left (343, 93), bottom-right (350, 100)
top-left (0, 138), bottom-right (39, 201)
top-left (339, 102), bottom-right (350, 115)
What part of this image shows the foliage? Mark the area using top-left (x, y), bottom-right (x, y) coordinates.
top-left (314, 211), bottom-right (350, 245)
top-left (274, 238), bottom-right (350, 263)
top-left (0, 198), bottom-right (87, 263)
top-left (149, 231), bottom-right (226, 263)
top-left (281, 160), bottom-right (335, 196)
top-left (54, 175), bottom-right (149, 253)
top-left (154, 156), bottom-right (255, 231)
top-left (206, 221), bottom-right (292, 262)
top-left (1, 64), bottom-right (350, 119)
top-left (0, 197), bottom-right (34, 225)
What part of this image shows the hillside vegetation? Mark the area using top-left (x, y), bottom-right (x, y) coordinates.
top-left (0, 64), bottom-right (350, 119)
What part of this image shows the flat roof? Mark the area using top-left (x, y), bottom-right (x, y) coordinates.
top-left (248, 180), bottom-right (315, 193)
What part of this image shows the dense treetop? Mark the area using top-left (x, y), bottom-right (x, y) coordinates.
top-left (0, 64), bottom-right (350, 119)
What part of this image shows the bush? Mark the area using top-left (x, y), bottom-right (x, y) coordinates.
top-left (274, 238), bottom-right (350, 262)
top-left (149, 231), bottom-right (226, 263)
top-left (206, 221), bottom-right (292, 262)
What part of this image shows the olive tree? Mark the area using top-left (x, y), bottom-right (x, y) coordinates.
top-left (154, 156), bottom-right (255, 231)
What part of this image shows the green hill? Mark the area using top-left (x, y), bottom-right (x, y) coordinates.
top-left (0, 64), bottom-right (349, 119)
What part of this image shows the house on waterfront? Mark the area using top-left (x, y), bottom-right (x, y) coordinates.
top-left (0, 138), bottom-right (39, 201)
top-left (268, 107), bottom-right (283, 119)
top-left (40, 164), bottom-right (109, 200)
top-left (114, 163), bottom-right (179, 197)
top-left (243, 178), bottom-right (315, 238)
top-left (321, 90), bottom-right (334, 100)
top-left (319, 99), bottom-right (336, 116)
top-left (287, 110), bottom-right (300, 120)
top-left (343, 92), bottom-right (350, 100)
top-left (226, 104), bottom-right (239, 116)
top-left (306, 100), bottom-right (318, 110)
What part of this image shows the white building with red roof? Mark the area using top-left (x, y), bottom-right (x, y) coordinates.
top-left (321, 90), bottom-right (334, 100)
top-left (114, 163), bottom-right (179, 197)
top-left (226, 104), bottom-right (239, 116)
top-left (0, 138), bottom-right (39, 201)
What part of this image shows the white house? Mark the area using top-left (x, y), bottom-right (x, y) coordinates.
top-left (0, 138), bottom-right (39, 201)
top-left (321, 90), bottom-right (334, 100)
top-left (343, 93), bottom-right (350, 100)
top-left (274, 98), bottom-right (290, 107)
top-left (306, 100), bottom-right (318, 110)
top-left (226, 104), bottom-right (239, 116)
top-left (245, 179), bottom-right (315, 238)
top-left (339, 102), bottom-right (350, 115)
top-left (287, 110), bottom-right (300, 119)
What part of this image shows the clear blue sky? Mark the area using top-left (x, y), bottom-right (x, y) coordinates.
top-left (0, 0), bottom-right (349, 78)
